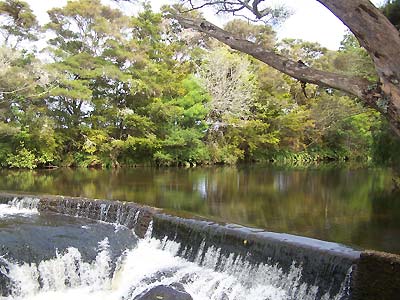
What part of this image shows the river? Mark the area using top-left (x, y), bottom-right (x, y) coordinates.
top-left (0, 165), bottom-right (399, 254)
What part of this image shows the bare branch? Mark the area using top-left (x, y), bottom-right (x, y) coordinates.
top-left (170, 14), bottom-right (372, 100)
top-left (179, 0), bottom-right (290, 24)
top-left (168, 0), bottom-right (400, 136)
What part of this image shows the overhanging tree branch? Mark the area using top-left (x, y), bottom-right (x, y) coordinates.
top-left (171, 14), bottom-right (372, 100)
top-left (170, 0), bottom-right (400, 136)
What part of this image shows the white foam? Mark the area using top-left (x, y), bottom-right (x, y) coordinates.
top-left (0, 198), bottom-right (349, 300)
top-left (0, 205), bottom-right (38, 217)
top-left (0, 198), bottom-right (40, 218)
top-left (1, 235), bottom-right (348, 300)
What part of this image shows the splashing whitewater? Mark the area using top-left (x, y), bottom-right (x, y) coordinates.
top-left (0, 198), bottom-right (40, 218)
top-left (1, 235), bottom-right (349, 300)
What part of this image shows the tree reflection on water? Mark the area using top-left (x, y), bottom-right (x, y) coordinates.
top-left (0, 165), bottom-right (398, 253)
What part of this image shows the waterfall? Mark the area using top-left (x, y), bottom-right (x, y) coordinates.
top-left (35, 197), bottom-right (155, 238)
top-left (0, 197), bottom-right (40, 218)
top-left (152, 214), bottom-right (358, 299)
top-left (3, 238), bottom-right (112, 300)
top-left (0, 194), bottom-right (367, 300)
top-left (0, 235), bottom-right (351, 300)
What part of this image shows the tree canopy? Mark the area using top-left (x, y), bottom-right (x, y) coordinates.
top-left (0, 0), bottom-right (399, 169)
top-left (0, 0), bottom-right (39, 47)
top-left (172, 0), bottom-right (400, 137)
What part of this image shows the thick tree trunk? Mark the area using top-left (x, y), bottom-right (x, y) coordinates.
top-left (317, 0), bottom-right (400, 135)
top-left (172, 0), bottom-right (400, 136)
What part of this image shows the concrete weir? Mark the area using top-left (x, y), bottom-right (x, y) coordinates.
top-left (0, 192), bottom-right (399, 300)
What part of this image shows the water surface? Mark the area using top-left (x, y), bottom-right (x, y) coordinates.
top-left (0, 199), bottom-right (341, 300)
top-left (0, 165), bottom-right (399, 253)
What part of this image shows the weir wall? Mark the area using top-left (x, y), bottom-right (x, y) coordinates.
top-left (0, 193), bottom-right (398, 300)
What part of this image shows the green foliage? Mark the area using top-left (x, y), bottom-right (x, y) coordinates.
top-left (206, 118), bottom-right (279, 164)
top-left (0, 0), bottom-right (39, 47)
top-left (278, 38), bottom-right (328, 66)
top-left (7, 142), bottom-right (37, 169)
top-left (334, 33), bottom-right (377, 81)
top-left (156, 128), bottom-right (209, 166)
top-left (0, 0), bottom-right (397, 169)
top-left (223, 19), bottom-right (276, 48)
top-left (113, 134), bottom-right (160, 166)
top-left (371, 120), bottom-right (400, 165)
top-left (269, 149), bottom-right (339, 165)
top-left (382, 0), bottom-right (400, 29)
top-left (0, 142), bottom-right (11, 167)
top-left (150, 76), bottom-right (211, 166)
top-left (207, 143), bottom-right (244, 165)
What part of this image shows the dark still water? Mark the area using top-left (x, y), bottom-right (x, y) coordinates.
top-left (0, 166), bottom-right (399, 253)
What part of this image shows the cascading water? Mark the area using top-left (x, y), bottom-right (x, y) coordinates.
top-left (1, 236), bottom-right (350, 299)
top-left (1, 236), bottom-right (351, 300)
top-left (0, 196), bottom-right (354, 300)
top-left (0, 197), bottom-right (40, 218)
top-left (3, 238), bottom-right (112, 300)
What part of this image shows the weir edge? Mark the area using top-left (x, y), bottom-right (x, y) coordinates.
top-left (0, 192), bottom-right (399, 300)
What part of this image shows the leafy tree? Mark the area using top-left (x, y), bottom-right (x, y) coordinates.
top-left (44, 0), bottom-right (132, 164)
top-left (0, 47), bottom-right (50, 121)
top-left (0, 45), bottom-right (57, 168)
top-left (46, 0), bottom-right (129, 56)
top-left (6, 142), bottom-right (37, 169)
top-left (151, 77), bottom-right (210, 166)
top-left (333, 33), bottom-right (377, 81)
top-left (382, 0), bottom-right (400, 29)
top-left (278, 39), bottom-right (328, 66)
top-left (173, 0), bottom-right (400, 137)
top-left (223, 19), bottom-right (276, 48)
top-left (0, 0), bottom-right (39, 48)
top-left (0, 0), bottom-right (397, 168)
